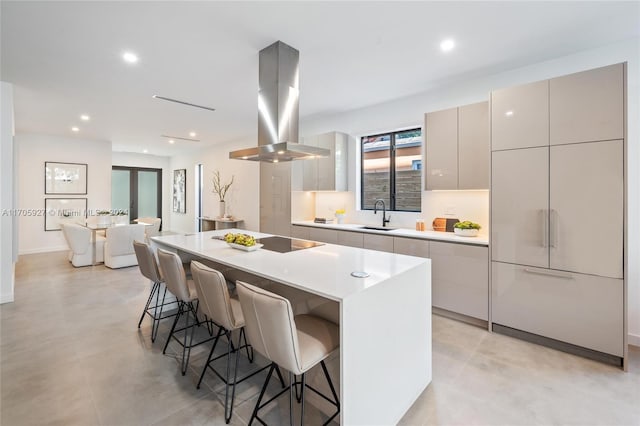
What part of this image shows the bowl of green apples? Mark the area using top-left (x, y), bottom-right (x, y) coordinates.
top-left (224, 233), bottom-right (263, 251)
top-left (453, 221), bottom-right (481, 237)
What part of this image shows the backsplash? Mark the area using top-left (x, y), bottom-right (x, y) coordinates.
top-left (301, 190), bottom-right (489, 233)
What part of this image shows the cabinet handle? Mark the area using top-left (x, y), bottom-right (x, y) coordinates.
top-left (540, 209), bottom-right (548, 248)
top-left (550, 209), bottom-right (558, 248)
top-left (523, 268), bottom-right (573, 279)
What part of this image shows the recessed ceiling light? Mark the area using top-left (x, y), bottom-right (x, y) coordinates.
top-left (273, 159), bottom-right (279, 163)
top-left (189, 131), bottom-right (197, 137)
top-left (168, 140), bottom-right (175, 144)
top-left (122, 51), bottom-right (139, 64)
top-left (143, 149), bottom-right (148, 153)
top-left (71, 126), bottom-right (79, 132)
top-left (440, 39), bottom-right (455, 52)
top-left (505, 110), bottom-right (514, 117)
top-left (277, 150), bottom-right (285, 155)
top-left (80, 114), bottom-right (90, 121)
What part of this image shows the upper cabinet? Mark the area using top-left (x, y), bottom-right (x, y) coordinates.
top-left (301, 131), bottom-right (349, 191)
top-left (492, 63), bottom-right (624, 151)
top-left (458, 102), bottom-right (490, 189)
top-left (425, 107), bottom-right (458, 189)
top-left (550, 63), bottom-right (624, 145)
top-left (491, 80), bottom-right (549, 151)
top-left (425, 101), bottom-right (489, 190)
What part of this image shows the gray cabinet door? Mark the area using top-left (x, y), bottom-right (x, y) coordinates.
top-left (308, 227), bottom-right (338, 244)
top-left (492, 262), bottom-right (623, 356)
top-left (337, 230), bottom-right (364, 248)
top-left (550, 63), bottom-right (624, 145)
top-left (549, 140), bottom-right (623, 278)
top-left (458, 101), bottom-right (489, 189)
top-left (316, 133), bottom-right (336, 191)
top-left (290, 225), bottom-right (310, 240)
top-left (431, 242), bottom-right (488, 320)
top-left (363, 234), bottom-right (394, 253)
top-left (425, 108), bottom-right (458, 190)
top-left (491, 147), bottom-right (549, 268)
top-left (491, 80), bottom-right (549, 151)
top-left (302, 135), bottom-right (318, 191)
top-left (393, 237), bottom-right (429, 258)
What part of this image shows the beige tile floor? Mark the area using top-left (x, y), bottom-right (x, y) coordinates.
top-left (1, 251), bottom-right (639, 425)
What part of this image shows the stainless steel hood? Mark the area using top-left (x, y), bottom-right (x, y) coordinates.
top-left (229, 41), bottom-right (330, 162)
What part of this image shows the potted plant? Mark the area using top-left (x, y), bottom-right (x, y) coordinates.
top-left (453, 220), bottom-right (481, 237)
top-left (335, 209), bottom-right (346, 224)
top-left (112, 210), bottom-right (129, 225)
top-left (212, 170), bottom-right (234, 218)
top-left (96, 210), bottom-right (111, 226)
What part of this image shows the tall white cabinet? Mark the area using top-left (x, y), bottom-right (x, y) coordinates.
top-left (490, 63), bottom-right (626, 364)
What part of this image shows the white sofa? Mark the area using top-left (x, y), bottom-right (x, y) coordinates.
top-left (61, 223), bottom-right (105, 267)
top-left (104, 224), bottom-right (146, 269)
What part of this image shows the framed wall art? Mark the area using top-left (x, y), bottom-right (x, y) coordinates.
top-left (173, 169), bottom-right (186, 214)
top-left (45, 198), bottom-right (87, 231)
top-left (45, 162), bottom-right (88, 195)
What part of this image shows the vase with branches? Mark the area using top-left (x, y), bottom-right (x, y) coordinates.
top-left (212, 171), bottom-right (234, 218)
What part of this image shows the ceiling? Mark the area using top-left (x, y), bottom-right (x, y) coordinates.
top-left (2, 1), bottom-right (638, 156)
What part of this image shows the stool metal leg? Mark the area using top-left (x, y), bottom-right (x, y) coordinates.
top-left (163, 301), bottom-right (183, 354)
top-left (138, 281), bottom-right (159, 328)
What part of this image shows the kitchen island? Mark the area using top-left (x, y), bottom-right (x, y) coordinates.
top-left (152, 229), bottom-right (432, 425)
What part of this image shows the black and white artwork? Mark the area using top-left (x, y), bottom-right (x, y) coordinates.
top-left (45, 162), bottom-right (88, 194)
top-left (173, 169), bottom-right (186, 213)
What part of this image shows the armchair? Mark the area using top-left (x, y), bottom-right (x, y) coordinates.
top-left (61, 223), bottom-right (105, 267)
top-left (104, 224), bottom-right (146, 269)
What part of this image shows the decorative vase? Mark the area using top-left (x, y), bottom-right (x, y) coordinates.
top-left (219, 201), bottom-right (226, 218)
top-left (335, 213), bottom-right (345, 224)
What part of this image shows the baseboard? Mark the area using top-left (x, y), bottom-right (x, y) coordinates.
top-left (628, 333), bottom-right (640, 348)
top-left (0, 292), bottom-right (14, 304)
top-left (493, 323), bottom-right (623, 367)
top-left (433, 306), bottom-right (488, 329)
top-left (19, 246), bottom-right (68, 255)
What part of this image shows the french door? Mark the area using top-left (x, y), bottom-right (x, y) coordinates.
top-left (112, 166), bottom-right (162, 226)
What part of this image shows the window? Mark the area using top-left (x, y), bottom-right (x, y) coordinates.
top-left (361, 128), bottom-right (422, 212)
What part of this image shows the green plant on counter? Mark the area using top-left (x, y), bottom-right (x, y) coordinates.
top-left (454, 220), bottom-right (481, 230)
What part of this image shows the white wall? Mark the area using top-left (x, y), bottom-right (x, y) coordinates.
top-left (301, 37), bottom-right (640, 345)
top-left (17, 133), bottom-right (112, 254)
top-left (111, 151), bottom-right (171, 230)
top-left (168, 138), bottom-right (260, 234)
top-left (0, 82), bottom-right (16, 303)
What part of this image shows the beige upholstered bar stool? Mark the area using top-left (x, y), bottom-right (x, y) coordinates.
top-left (133, 240), bottom-right (178, 342)
top-left (190, 261), bottom-right (281, 424)
top-left (157, 248), bottom-right (215, 375)
top-left (237, 281), bottom-right (340, 426)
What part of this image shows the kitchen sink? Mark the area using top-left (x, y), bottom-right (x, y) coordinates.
top-left (359, 226), bottom-right (396, 231)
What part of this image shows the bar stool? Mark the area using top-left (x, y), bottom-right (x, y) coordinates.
top-left (133, 240), bottom-right (180, 342)
top-left (157, 248), bottom-right (214, 375)
top-left (236, 281), bottom-right (341, 426)
top-left (190, 261), bottom-right (283, 423)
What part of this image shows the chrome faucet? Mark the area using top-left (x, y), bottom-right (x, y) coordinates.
top-left (373, 199), bottom-right (391, 227)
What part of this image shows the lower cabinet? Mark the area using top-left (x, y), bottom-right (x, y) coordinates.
top-left (363, 234), bottom-right (394, 252)
top-left (337, 231), bottom-right (364, 248)
top-left (430, 241), bottom-right (488, 321)
top-left (393, 237), bottom-right (430, 258)
top-left (308, 227), bottom-right (339, 244)
top-left (290, 225), bottom-right (310, 240)
top-left (492, 262), bottom-right (623, 356)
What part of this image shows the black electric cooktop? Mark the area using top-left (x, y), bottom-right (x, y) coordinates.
top-left (257, 236), bottom-right (324, 253)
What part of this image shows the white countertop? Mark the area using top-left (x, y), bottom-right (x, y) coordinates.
top-left (291, 220), bottom-right (489, 246)
top-left (151, 229), bottom-right (429, 302)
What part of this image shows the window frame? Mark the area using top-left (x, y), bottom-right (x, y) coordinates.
top-left (360, 127), bottom-right (422, 212)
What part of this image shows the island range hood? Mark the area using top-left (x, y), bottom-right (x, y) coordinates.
top-left (229, 41), bottom-right (330, 162)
